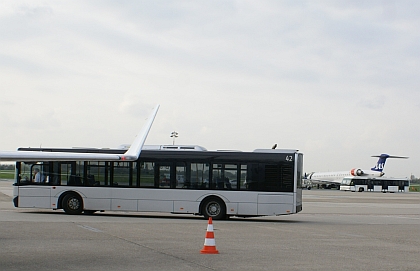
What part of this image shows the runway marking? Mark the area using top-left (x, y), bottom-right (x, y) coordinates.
top-left (78, 225), bottom-right (103, 232)
top-left (385, 215), bottom-right (420, 220)
top-left (340, 233), bottom-right (365, 238)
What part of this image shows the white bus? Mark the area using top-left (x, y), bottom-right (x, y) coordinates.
top-left (340, 177), bottom-right (410, 193)
top-left (13, 146), bottom-right (303, 219)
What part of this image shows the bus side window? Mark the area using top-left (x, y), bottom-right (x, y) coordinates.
top-left (239, 164), bottom-right (247, 190)
top-left (139, 162), bottom-right (155, 187)
top-left (175, 163), bottom-right (187, 189)
top-left (31, 164), bottom-right (48, 184)
top-left (243, 164), bottom-right (259, 191)
top-left (87, 174), bottom-right (99, 186)
top-left (188, 163), bottom-right (209, 190)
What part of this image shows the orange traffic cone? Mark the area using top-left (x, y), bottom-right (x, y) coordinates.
top-left (200, 217), bottom-right (219, 254)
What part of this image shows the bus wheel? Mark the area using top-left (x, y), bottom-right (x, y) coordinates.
top-left (202, 198), bottom-right (226, 220)
top-left (358, 187), bottom-right (364, 192)
top-left (62, 193), bottom-right (83, 215)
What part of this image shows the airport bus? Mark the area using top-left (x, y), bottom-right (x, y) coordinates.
top-left (340, 176), bottom-right (410, 192)
top-left (12, 146), bottom-right (303, 219)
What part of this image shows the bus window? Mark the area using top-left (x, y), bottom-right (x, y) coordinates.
top-left (225, 164), bottom-right (238, 190)
top-left (60, 163), bottom-right (71, 185)
top-left (113, 162), bottom-right (133, 187)
top-left (189, 163), bottom-right (209, 189)
top-left (398, 180), bottom-right (405, 191)
top-left (341, 178), bottom-right (351, 185)
top-left (176, 163), bottom-right (187, 188)
top-left (212, 164), bottom-right (237, 190)
top-left (140, 162), bottom-right (155, 187)
top-left (18, 163), bottom-right (32, 184)
top-left (367, 180), bottom-right (374, 190)
top-left (382, 180), bottom-right (389, 190)
top-left (239, 164), bottom-right (247, 190)
top-left (84, 162), bottom-right (107, 186)
top-left (245, 164), bottom-right (259, 190)
top-left (28, 163), bottom-right (48, 184)
top-left (158, 164), bottom-right (171, 188)
top-left (64, 162), bottom-right (84, 186)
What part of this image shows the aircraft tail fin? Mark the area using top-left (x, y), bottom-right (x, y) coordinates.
top-left (370, 154), bottom-right (408, 172)
top-left (122, 104), bottom-right (160, 161)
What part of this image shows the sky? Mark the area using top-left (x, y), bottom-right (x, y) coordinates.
top-left (0, 1), bottom-right (419, 178)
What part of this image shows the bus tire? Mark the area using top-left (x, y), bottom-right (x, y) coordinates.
top-left (62, 193), bottom-right (83, 215)
top-left (358, 187), bottom-right (364, 192)
top-left (201, 197), bottom-right (226, 220)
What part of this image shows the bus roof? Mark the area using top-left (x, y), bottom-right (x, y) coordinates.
top-left (142, 145), bottom-right (208, 151)
top-left (18, 145), bottom-right (300, 155)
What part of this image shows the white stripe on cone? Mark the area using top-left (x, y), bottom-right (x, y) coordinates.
top-left (203, 238), bottom-right (216, 246)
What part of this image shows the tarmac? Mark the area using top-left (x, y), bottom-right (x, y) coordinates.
top-left (0, 179), bottom-right (419, 271)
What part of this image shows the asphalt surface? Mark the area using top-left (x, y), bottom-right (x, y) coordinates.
top-left (0, 180), bottom-right (419, 271)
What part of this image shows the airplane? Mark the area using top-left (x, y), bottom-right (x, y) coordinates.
top-left (304, 154), bottom-right (408, 189)
top-left (0, 105), bottom-right (160, 162)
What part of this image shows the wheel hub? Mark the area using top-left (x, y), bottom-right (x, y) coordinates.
top-left (68, 198), bottom-right (80, 210)
top-left (208, 203), bottom-right (220, 215)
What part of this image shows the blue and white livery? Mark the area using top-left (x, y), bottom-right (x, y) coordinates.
top-left (305, 154), bottom-right (408, 188)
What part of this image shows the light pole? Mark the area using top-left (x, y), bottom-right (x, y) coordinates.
top-left (170, 131), bottom-right (178, 145)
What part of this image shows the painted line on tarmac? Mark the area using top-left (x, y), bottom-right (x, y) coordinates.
top-left (340, 233), bottom-right (365, 238)
top-left (385, 215), bottom-right (420, 220)
top-left (78, 224), bottom-right (103, 232)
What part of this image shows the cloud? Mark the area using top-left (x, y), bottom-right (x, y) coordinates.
top-left (0, 1), bottom-right (418, 177)
top-left (360, 95), bottom-right (386, 109)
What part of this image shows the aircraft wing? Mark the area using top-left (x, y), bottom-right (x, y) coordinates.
top-left (0, 104), bottom-right (160, 162)
top-left (0, 151), bottom-right (124, 162)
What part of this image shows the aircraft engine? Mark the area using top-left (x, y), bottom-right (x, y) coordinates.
top-left (350, 168), bottom-right (364, 176)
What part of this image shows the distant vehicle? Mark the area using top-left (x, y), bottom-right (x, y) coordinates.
top-left (304, 154), bottom-right (408, 189)
top-left (0, 105), bottom-right (303, 220)
top-left (340, 177), bottom-right (410, 192)
top-left (302, 179), bottom-right (312, 190)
